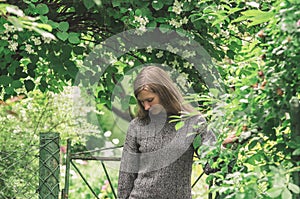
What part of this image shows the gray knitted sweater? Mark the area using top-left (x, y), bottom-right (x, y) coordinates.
top-left (117, 114), bottom-right (216, 199)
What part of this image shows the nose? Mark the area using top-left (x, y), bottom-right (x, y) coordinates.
top-left (143, 102), bottom-right (151, 110)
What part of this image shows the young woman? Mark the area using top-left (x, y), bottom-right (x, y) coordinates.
top-left (117, 66), bottom-right (217, 199)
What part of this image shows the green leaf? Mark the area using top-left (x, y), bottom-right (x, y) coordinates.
top-left (288, 183), bottom-right (300, 194)
top-left (83, 0), bottom-right (95, 9)
top-left (5, 86), bottom-right (15, 95)
top-left (247, 15), bottom-right (273, 27)
top-left (282, 188), bottom-right (292, 199)
top-left (56, 31), bottom-right (69, 41)
top-left (48, 20), bottom-right (59, 28)
top-left (266, 187), bottom-right (282, 198)
top-left (242, 10), bottom-right (264, 17)
top-left (231, 15), bottom-right (248, 23)
top-left (248, 139), bottom-right (258, 150)
top-left (175, 121), bottom-right (184, 131)
top-left (7, 16), bottom-right (23, 30)
top-left (129, 96), bottom-right (136, 104)
top-left (212, 15), bottom-right (227, 27)
top-left (209, 88), bottom-right (220, 97)
top-left (24, 80), bottom-right (35, 92)
top-left (68, 32), bottom-right (80, 44)
top-left (156, 17), bottom-right (166, 23)
top-left (11, 80), bottom-right (22, 88)
top-left (36, 3), bottom-right (49, 15)
top-left (135, 9), bottom-right (142, 16)
top-left (0, 75), bottom-right (13, 86)
top-left (193, 134), bottom-right (202, 149)
top-left (8, 61), bottom-right (18, 75)
top-left (31, 26), bottom-right (56, 40)
top-left (37, 23), bottom-right (52, 31)
top-left (159, 24), bottom-right (172, 33)
top-left (112, 0), bottom-right (121, 7)
top-left (65, 61), bottom-right (78, 78)
top-left (228, 7), bottom-right (242, 15)
top-left (227, 49), bottom-right (235, 59)
top-left (292, 148), bottom-right (300, 156)
top-left (39, 16), bottom-right (48, 23)
top-left (58, 22), bottom-right (69, 32)
top-left (147, 20), bottom-right (157, 28)
top-left (73, 46), bottom-right (85, 54)
top-left (176, 28), bottom-right (187, 37)
top-left (152, 1), bottom-right (164, 11)
top-left (236, 10), bottom-right (275, 27)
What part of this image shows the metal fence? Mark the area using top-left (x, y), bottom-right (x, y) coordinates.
top-left (62, 139), bottom-right (122, 199)
top-left (0, 132), bottom-right (59, 199)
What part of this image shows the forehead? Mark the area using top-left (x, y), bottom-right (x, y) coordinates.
top-left (137, 90), bottom-right (157, 100)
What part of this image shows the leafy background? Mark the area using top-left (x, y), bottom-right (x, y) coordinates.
top-left (0, 0), bottom-right (299, 198)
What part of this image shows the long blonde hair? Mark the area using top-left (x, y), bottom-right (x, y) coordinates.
top-left (133, 66), bottom-right (195, 119)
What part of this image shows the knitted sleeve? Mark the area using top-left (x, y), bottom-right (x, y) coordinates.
top-left (117, 119), bottom-right (140, 199)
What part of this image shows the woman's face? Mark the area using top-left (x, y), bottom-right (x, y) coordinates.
top-left (137, 90), bottom-right (163, 114)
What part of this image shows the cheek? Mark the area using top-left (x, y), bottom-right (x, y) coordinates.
top-left (153, 97), bottom-right (161, 105)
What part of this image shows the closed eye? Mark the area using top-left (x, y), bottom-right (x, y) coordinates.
top-left (140, 98), bottom-right (154, 104)
top-left (146, 98), bottom-right (154, 102)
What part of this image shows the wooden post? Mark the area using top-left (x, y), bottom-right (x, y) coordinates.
top-left (39, 132), bottom-right (60, 199)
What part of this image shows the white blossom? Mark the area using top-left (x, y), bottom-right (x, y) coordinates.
top-left (170, 59), bottom-right (179, 67)
top-left (128, 60), bottom-right (134, 66)
top-left (13, 34), bottom-right (18, 40)
top-left (8, 40), bottom-right (18, 51)
top-left (173, 0), bottom-right (183, 15)
top-left (183, 62), bottom-right (194, 69)
top-left (169, 16), bottom-right (188, 28)
top-left (133, 15), bottom-right (149, 35)
top-left (176, 75), bottom-right (188, 91)
top-left (31, 36), bottom-right (42, 45)
top-left (182, 49), bottom-right (196, 59)
top-left (181, 17), bottom-right (188, 24)
top-left (146, 46), bottom-right (153, 53)
top-left (104, 131), bottom-right (112, 137)
top-left (169, 18), bottom-right (181, 28)
top-left (42, 36), bottom-right (51, 44)
top-left (179, 40), bottom-right (190, 46)
top-left (166, 44), bottom-right (179, 54)
top-left (135, 26), bottom-right (147, 35)
top-left (3, 23), bottom-right (16, 33)
top-left (112, 138), bottom-right (119, 145)
top-left (3, 23), bottom-right (9, 29)
top-left (25, 43), bottom-right (34, 54)
top-left (156, 51), bottom-right (164, 58)
top-left (1, 36), bottom-right (8, 40)
top-left (134, 16), bottom-right (149, 26)
top-left (162, 61), bottom-right (168, 67)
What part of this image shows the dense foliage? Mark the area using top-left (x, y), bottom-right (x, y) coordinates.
top-left (0, 0), bottom-right (299, 198)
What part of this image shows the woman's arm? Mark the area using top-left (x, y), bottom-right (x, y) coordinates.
top-left (117, 120), bottom-right (139, 199)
